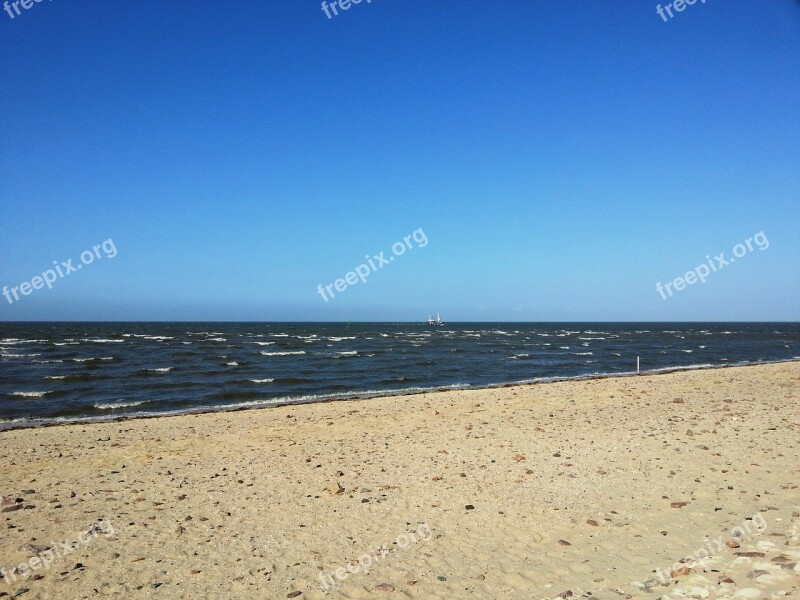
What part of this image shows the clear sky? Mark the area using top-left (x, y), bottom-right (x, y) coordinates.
top-left (1, 1), bottom-right (798, 321)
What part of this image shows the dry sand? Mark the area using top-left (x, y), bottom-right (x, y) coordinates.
top-left (1, 362), bottom-right (799, 600)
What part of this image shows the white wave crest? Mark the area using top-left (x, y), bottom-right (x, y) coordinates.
top-left (94, 400), bottom-right (147, 410)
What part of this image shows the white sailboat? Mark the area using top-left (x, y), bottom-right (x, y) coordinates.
top-left (425, 313), bottom-right (444, 326)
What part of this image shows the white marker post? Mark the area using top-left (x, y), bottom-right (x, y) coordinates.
top-left (637, 355), bottom-right (640, 373)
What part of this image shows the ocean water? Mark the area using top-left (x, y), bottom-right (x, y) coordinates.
top-left (0, 322), bottom-right (797, 429)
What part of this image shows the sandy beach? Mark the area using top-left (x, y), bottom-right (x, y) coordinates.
top-left (1, 361), bottom-right (798, 599)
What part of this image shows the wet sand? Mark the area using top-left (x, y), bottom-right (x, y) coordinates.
top-left (1, 362), bottom-right (798, 599)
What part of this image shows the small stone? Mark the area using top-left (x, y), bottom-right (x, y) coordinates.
top-left (17, 543), bottom-right (50, 554)
top-left (726, 540), bottom-right (741, 548)
top-left (670, 501), bottom-right (689, 508)
top-left (734, 552), bottom-right (765, 557)
top-left (670, 567), bottom-right (692, 578)
top-left (586, 519), bottom-right (599, 526)
top-left (557, 592), bottom-right (573, 599)
top-left (373, 583), bottom-right (395, 591)
top-left (465, 505), bottom-right (475, 510)
top-left (771, 555), bottom-right (790, 563)
top-left (557, 539), bottom-right (571, 546)
top-left (746, 570), bottom-right (767, 578)
top-left (437, 576), bottom-right (446, 582)
top-left (287, 592), bottom-right (302, 598)
top-left (2, 504), bottom-right (22, 513)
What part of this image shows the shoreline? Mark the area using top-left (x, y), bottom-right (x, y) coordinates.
top-left (2, 357), bottom-right (798, 432)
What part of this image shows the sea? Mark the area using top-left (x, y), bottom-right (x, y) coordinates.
top-left (0, 322), bottom-right (797, 429)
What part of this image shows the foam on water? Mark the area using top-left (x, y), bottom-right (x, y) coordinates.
top-left (94, 400), bottom-right (148, 410)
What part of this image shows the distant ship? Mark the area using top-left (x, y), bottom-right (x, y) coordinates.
top-left (426, 313), bottom-right (444, 326)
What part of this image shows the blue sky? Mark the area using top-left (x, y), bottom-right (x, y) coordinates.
top-left (1, 1), bottom-right (798, 321)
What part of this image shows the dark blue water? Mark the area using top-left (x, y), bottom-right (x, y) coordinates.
top-left (0, 322), bottom-right (797, 429)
